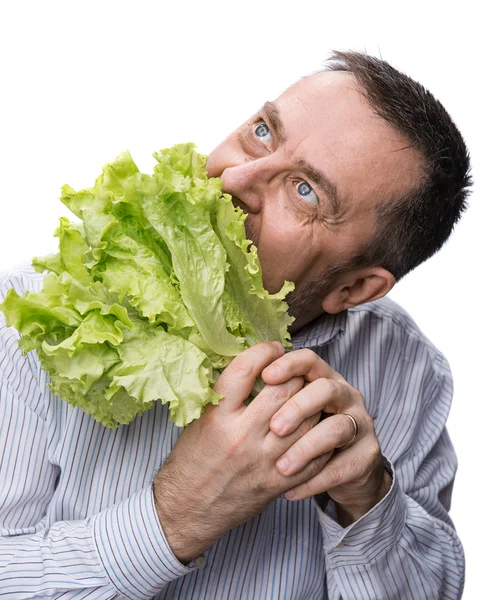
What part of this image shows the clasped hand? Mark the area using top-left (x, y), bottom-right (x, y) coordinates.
top-left (154, 342), bottom-right (390, 563)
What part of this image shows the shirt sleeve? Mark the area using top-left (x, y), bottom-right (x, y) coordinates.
top-left (0, 304), bottom-right (196, 600)
top-left (315, 319), bottom-right (465, 599)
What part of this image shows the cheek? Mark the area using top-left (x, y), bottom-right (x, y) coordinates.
top-left (256, 221), bottom-right (314, 293)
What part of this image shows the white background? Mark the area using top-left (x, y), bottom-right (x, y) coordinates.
top-left (0, 1), bottom-right (499, 597)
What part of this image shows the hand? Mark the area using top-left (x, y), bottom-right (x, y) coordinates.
top-left (262, 349), bottom-right (392, 526)
top-left (153, 342), bottom-right (332, 563)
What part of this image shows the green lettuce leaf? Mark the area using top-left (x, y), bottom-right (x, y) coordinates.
top-left (0, 143), bottom-right (294, 428)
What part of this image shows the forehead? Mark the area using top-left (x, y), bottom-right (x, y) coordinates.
top-left (273, 71), bottom-right (422, 209)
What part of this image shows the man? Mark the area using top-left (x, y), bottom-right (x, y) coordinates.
top-left (0, 51), bottom-right (470, 599)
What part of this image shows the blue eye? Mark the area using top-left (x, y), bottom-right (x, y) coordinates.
top-left (254, 122), bottom-right (273, 144)
top-left (296, 181), bottom-right (319, 205)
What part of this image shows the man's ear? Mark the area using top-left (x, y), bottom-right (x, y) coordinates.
top-left (321, 267), bottom-right (396, 314)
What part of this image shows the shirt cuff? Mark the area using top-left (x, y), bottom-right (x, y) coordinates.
top-left (93, 485), bottom-right (198, 600)
top-left (314, 457), bottom-right (406, 565)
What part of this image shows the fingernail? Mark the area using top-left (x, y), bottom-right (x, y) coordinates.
top-left (277, 457), bottom-right (290, 473)
top-left (284, 489), bottom-right (296, 500)
top-left (266, 366), bottom-right (279, 377)
top-left (272, 341), bottom-right (284, 351)
top-left (271, 416), bottom-right (285, 434)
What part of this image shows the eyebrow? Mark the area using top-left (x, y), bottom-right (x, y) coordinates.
top-left (261, 101), bottom-right (287, 144)
top-left (259, 101), bottom-right (344, 219)
top-left (296, 158), bottom-right (343, 219)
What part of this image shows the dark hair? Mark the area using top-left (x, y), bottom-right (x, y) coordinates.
top-left (323, 51), bottom-right (472, 280)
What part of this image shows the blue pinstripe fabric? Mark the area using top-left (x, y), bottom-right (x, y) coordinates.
top-left (0, 266), bottom-right (464, 599)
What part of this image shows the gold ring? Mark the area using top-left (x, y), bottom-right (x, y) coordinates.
top-left (340, 413), bottom-right (358, 448)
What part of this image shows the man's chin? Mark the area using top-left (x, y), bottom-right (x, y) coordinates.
top-left (284, 269), bottom-right (339, 333)
top-left (284, 285), bottom-right (316, 329)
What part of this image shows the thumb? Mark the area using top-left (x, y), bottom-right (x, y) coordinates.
top-left (214, 341), bottom-right (285, 414)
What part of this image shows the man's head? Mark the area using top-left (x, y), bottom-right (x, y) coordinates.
top-left (206, 51), bottom-right (471, 332)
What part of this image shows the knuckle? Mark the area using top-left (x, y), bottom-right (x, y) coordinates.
top-left (288, 397), bottom-right (304, 419)
top-left (339, 380), bottom-right (354, 400)
top-left (325, 461), bottom-right (342, 485)
top-left (366, 439), bottom-right (382, 465)
top-left (296, 413), bottom-right (320, 437)
top-left (365, 413), bottom-right (376, 434)
top-left (229, 358), bottom-right (254, 379)
top-left (328, 416), bottom-right (345, 438)
top-left (302, 348), bottom-right (318, 361)
top-left (270, 383), bottom-right (289, 401)
top-left (353, 411), bottom-right (373, 438)
top-left (296, 433), bottom-right (317, 455)
top-left (260, 341), bottom-right (284, 360)
top-left (227, 341), bottom-right (282, 380)
top-left (302, 479), bottom-right (316, 496)
top-left (305, 412), bottom-right (322, 430)
top-left (289, 375), bottom-right (306, 394)
top-left (312, 456), bottom-right (332, 480)
top-left (304, 456), bottom-right (327, 481)
top-left (352, 388), bottom-right (366, 406)
top-left (225, 428), bottom-right (248, 456)
top-left (289, 474), bottom-right (315, 497)
top-left (264, 340), bottom-right (281, 352)
top-left (353, 456), bottom-right (368, 479)
top-left (320, 377), bottom-right (339, 397)
top-left (349, 454), bottom-right (371, 482)
top-left (271, 470), bottom-right (290, 495)
top-left (268, 376), bottom-right (303, 403)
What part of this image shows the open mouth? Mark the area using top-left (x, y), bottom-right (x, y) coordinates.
top-left (230, 195), bottom-right (246, 213)
top-left (228, 196), bottom-right (259, 248)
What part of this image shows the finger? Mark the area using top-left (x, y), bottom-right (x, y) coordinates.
top-left (262, 348), bottom-right (340, 385)
top-left (214, 342), bottom-right (285, 413)
top-left (270, 377), bottom-right (354, 437)
top-left (264, 410), bottom-right (322, 456)
top-left (275, 414), bottom-right (359, 476)
top-left (243, 377), bottom-right (305, 434)
top-left (277, 450), bottom-right (333, 495)
top-left (282, 440), bottom-right (373, 501)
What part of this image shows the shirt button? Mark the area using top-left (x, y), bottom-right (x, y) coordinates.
top-left (194, 554), bottom-right (207, 568)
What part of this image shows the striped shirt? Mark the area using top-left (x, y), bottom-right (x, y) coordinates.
top-left (0, 265), bottom-right (464, 599)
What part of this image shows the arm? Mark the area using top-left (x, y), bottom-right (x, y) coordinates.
top-left (316, 434), bottom-right (464, 599)
top-left (0, 318), bottom-right (197, 600)
top-left (262, 344), bottom-right (464, 599)
top-left (1, 329), bottom-right (329, 598)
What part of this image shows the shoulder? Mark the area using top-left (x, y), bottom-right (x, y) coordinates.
top-left (347, 296), bottom-right (450, 373)
top-left (316, 296), bottom-right (453, 395)
top-left (315, 298), bottom-right (454, 434)
top-left (349, 295), bottom-right (425, 335)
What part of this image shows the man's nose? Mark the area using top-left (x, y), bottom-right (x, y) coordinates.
top-left (220, 157), bottom-right (276, 214)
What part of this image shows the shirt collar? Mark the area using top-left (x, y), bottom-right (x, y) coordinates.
top-left (291, 310), bottom-right (347, 350)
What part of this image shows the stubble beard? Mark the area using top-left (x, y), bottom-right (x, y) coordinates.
top-left (285, 267), bottom-right (341, 330)
top-left (243, 216), bottom-right (343, 330)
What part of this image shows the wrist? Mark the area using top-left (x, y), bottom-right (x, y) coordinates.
top-left (153, 476), bottom-right (209, 564)
top-left (333, 469), bottom-right (392, 527)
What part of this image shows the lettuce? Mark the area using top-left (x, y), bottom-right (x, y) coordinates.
top-left (0, 144), bottom-right (294, 427)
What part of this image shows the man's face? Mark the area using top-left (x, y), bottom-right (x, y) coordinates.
top-left (206, 72), bottom-right (421, 329)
